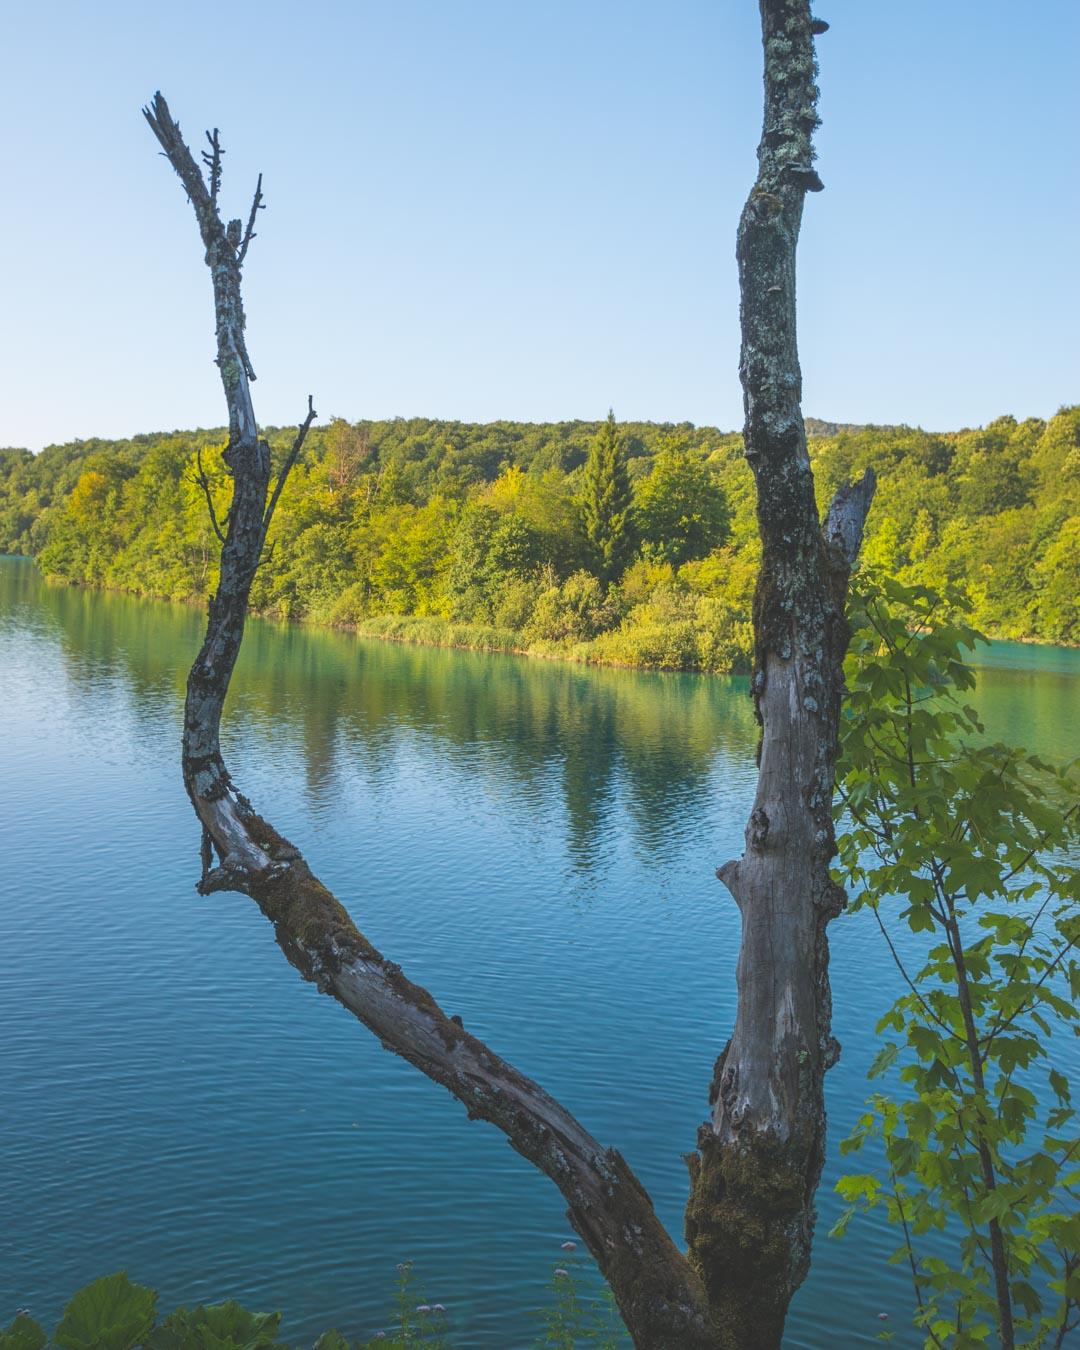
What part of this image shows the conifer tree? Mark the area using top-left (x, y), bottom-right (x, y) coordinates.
top-left (580, 409), bottom-right (633, 581)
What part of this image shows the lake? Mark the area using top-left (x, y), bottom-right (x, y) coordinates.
top-left (1, 555), bottom-right (1078, 1347)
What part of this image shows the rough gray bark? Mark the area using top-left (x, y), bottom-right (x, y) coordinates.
top-left (683, 3), bottom-right (875, 1345)
top-left (146, 4), bottom-right (873, 1342)
top-left (144, 91), bottom-right (717, 1350)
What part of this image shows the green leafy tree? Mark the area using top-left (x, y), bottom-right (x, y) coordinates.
top-left (1036, 517), bottom-right (1080, 643)
top-left (445, 502), bottom-right (501, 620)
top-left (832, 575), bottom-right (1080, 1349)
top-left (632, 439), bottom-right (730, 567)
top-left (579, 411), bottom-right (633, 581)
top-left (444, 503), bottom-right (547, 620)
top-left (9, 408), bottom-right (1080, 667)
top-left (952, 418), bottom-right (1036, 519)
top-left (322, 417), bottom-right (371, 508)
top-left (524, 568), bottom-right (615, 644)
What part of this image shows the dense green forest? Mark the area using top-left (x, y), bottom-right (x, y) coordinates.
top-left (2, 407), bottom-right (1077, 671)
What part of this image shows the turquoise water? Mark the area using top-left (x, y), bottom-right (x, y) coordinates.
top-left (1, 557), bottom-right (1077, 1347)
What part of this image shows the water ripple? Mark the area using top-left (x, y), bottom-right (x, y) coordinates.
top-left (2, 559), bottom-right (1078, 1347)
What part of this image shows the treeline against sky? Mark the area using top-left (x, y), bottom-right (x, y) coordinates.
top-left (1, 407), bottom-right (1077, 671)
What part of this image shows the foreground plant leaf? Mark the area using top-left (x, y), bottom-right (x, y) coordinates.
top-left (54, 1272), bottom-right (157, 1350)
top-left (311, 1332), bottom-right (351, 1350)
top-left (0, 1313), bottom-right (47, 1350)
top-left (146, 1300), bottom-right (283, 1350)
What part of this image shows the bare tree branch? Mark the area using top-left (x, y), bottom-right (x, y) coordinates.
top-left (264, 395), bottom-right (317, 532)
top-left (146, 94), bottom-right (719, 1350)
top-left (148, 3), bottom-right (872, 1332)
top-left (202, 128), bottom-right (223, 207)
top-left (825, 467), bottom-right (877, 564)
top-left (190, 444), bottom-right (226, 545)
top-left (144, 95), bottom-right (213, 221)
top-left (237, 172), bottom-right (264, 267)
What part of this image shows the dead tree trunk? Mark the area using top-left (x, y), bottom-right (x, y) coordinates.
top-left (145, 4), bottom-right (872, 1343)
top-left (684, 3), bottom-right (874, 1345)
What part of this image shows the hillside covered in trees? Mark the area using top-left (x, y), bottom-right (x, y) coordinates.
top-left (1, 407), bottom-right (1077, 671)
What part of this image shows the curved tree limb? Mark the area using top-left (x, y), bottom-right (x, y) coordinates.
top-left (144, 91), bottom-right (718, 1350)
top-left (191, 445), bottom-right (227, 546)
top-left (147, 0), bottom-right (874, 1333)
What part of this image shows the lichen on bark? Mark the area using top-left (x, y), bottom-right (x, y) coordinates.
top-left (683, 2), bottom-right (875, 1343)
top-left (145, 7), bottom-right (875, 1340)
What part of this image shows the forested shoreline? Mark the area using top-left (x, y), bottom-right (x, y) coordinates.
top-left (2, 407), bottom-right (1077, 672)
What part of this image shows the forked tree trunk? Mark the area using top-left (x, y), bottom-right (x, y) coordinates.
top-left (145, 5), bottom-right (872, 1345)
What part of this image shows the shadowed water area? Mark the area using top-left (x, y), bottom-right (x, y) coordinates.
top-left (2, 556), bottom-right (1078, 1347)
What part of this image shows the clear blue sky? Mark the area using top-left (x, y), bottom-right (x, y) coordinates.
top-left (2, 1), bottom-right (1077, 451)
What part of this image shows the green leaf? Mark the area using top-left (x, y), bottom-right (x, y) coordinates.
top-left (828, 1204), bottom-right (856, 1238)
top-left (54, 1273), bottom-right (157, 1350)
top-left (903, 904), bottom-right (937, 935)
top-left (312, 1333), bottom-right (351, 1350)
top-left (876, 1007), bottom-right (905, 1034)
top-left (974, 1188), bottom-right (1015, 1225)
top-left (992, 1034), bottom-right (1040, 1075)
top-left (834, 571), bottom-right (1080, 1340)
top-left (1011, 1280), bottom-right (1042, 1317)
top-left (836, 1173), bottom-right (882, 1204)
top-left (908, 1025), bottom-right (944, 1062)
top-left (867, 1041), bottom-right (900, 1080)
top-left (147, 1301), bottom-right (283, 1350)
top-left (0, 1314), bottom-right (47, 1350)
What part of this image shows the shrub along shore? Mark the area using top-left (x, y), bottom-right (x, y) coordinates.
top-left (2, 409), bottom-right (1077, 673)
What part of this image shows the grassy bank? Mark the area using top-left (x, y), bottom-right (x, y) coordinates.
top-left (340, 611), bottom-right (745, 672)
top-left (345, 613), bottom-right (524, 657)
top-left (333, 601), bottom-right (752, 673)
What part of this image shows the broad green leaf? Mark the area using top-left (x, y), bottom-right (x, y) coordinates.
top-left (827, 1205), bottom-right (856, 1238)
top-left (1010, 1279), bottom-right (1042, 1317)
top-left (0, 1314), bottom-right (47, 1350)
top-left (834, 573), bottom-right (1080, 1340)
top-left (147, 1300), bottom-right (283, 1349)
top-left (55, 1273), bottom-right (157, 1350)
top-left (868, 1041), bottom-right (900, 1080)
top-left (836, 1173), bottom-right (882, 1204)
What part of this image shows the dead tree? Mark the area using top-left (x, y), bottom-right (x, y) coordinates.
top-left (145, 4), bottom-right (872, 1345)
top-left (683, 3), bottom-right (875, 1343)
